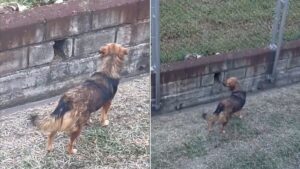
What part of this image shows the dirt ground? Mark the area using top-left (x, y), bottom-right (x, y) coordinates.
top-left (0, 75), bottom-right (150, 169)
top-left (152, 82), bottom-right (300, 169)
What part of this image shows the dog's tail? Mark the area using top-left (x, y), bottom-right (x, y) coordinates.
top-left (29, 114), bottom-right (39, 127)
top-left (29, 113), bottom-right (61, 132)
top-left (51, 96), bottom-right (71, 119)
top-left (202, 113), bottom-right (207, 119)
top-left (29, 96), bottom-right (71, 132)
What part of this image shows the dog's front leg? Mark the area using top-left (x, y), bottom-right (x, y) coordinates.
top-left (100, 100), bottom-right (112, 127)
top-left (67, 126), bottom-right (82, 154)
top-left (234, 111), bottom-right (243, 119)
top-left (47, 131), bottom-right (57, 153)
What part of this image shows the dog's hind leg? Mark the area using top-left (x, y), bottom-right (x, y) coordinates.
top-left (67, 126), bottom-right (82, 154)
top-left (47, 131), bottom-right (57, 153)
top-left (219, 114), bottom-right (228, 134)
top-left (100, 100), bottom-right (112, 127)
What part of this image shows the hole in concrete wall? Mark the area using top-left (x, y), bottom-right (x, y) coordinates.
top-left (214, 72), bottom-right (222, 83)
top-left (53, 39), bottom-right (68, 59)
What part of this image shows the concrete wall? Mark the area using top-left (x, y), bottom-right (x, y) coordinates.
top-left (152, 40), bottom-right (300, 114)
top-left (0, 0), bottom-right (150, 109)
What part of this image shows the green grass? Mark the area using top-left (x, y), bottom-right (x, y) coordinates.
top-left (20, 126), bottom-right (148, 169)
top-left (16, 125), bottom-right (148, 169)
top-left (213, 132), bottom-right (300, 169)
top-left (221, 151), bottom-right (279, 169)
top-left (183, 135), bottom-right (207, 158)
top-left (152, 83), bottom-right (300, 169)
top-left (160, 0), bottom-right (300, 63)
top-left (0, 0), bottom-right (56, 8)
top-left (152, 118), bottom-right (300, 169)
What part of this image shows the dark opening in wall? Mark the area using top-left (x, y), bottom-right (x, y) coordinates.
top-left (53, 39), bottom-right (72, 59)
top-left (214, 72), bottom-right (222, 83)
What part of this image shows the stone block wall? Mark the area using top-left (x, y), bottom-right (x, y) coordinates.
top-left (152, 40), bottom-right (300, 114)
top-left (0, 0), bottom-right (150, 109)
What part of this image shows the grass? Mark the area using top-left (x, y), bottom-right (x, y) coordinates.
top-left (0, 0), bottom-right (59, 8)
top-left (213, 132), bottom-right (300, 169)
top-left (183, 135), bottom-right (207, 158)
top-left (0, 75), bottom-right (150, 169)
top-left (160, 0), bottom-right (300, 63)
top-left (151, 82), bottom-right (300, 169)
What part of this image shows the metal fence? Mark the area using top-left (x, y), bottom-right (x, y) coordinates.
top-left (284, 0), bottom-right (300, 42)
top-left (151, 0), bottom-right (300, 111)
top-left (151, 0), bottom-right (161, 110)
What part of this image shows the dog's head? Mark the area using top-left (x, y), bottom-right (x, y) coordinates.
top-left (223, 77), bottom-right (239, 91)
top-left (99, 43), bottom-right (129, 59)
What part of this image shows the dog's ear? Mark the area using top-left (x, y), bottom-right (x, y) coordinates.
top-left (99, 46), bottom-right (108, 56)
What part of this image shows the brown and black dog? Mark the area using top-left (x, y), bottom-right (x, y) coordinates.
top-left (30, 43), bottom-right (129, 154)
top-left (202, 77), bottom-right (246, 133)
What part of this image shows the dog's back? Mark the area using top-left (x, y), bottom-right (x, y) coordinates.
top-left (82, 72), bottom-right (120, 113)
top-left (213, 90), bottom-right (246, 116)
top-left (230, 90), bottom-right (246, 113)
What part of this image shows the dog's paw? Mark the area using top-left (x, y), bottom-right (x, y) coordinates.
top-left (85, 119), bottom-right (93, 126)
top-left (72, 149), bottom-right (77, 154)
top-left (102, 120), bottom-right (110, 127)
top-left (68, 148), bottom-right (77, 154)
top-left (47, 146), bottom-right (54, 153)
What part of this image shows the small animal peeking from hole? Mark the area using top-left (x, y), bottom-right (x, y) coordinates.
top-left (175, 103), bottom-right (183, 110)
top-left (202, 77), bottom-right (246, 134)
top-left (184, 53), bottom-right (202, 60)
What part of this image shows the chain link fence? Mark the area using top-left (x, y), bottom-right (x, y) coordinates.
top-left (160, 0), bottom-right (300, 63)
top-left (284, 0), bottom-right (300, 41)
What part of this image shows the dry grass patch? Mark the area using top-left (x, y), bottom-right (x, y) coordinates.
top-left (152, 82), bottom-right (300, 169)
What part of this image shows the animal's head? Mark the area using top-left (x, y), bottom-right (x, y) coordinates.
top-left (222, 77), bottom-right (239, 91)
top-left (99, 43), bottom-right (129, 60)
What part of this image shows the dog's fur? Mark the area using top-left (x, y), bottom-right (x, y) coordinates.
top-left (202, 77), bottom-right (246, 133)
top-left (30, 43), bottom-right (129, 154)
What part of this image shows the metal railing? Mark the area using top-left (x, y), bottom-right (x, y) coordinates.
top-left (151, 0), bottom-right (161, 111)
top-left (268, 0), bottom-right (290, 82)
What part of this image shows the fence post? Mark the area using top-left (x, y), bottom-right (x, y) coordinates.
top-left (151, 0), bottom-right (161, 111)
top-left (268, 0), bottom-right (290, 82)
